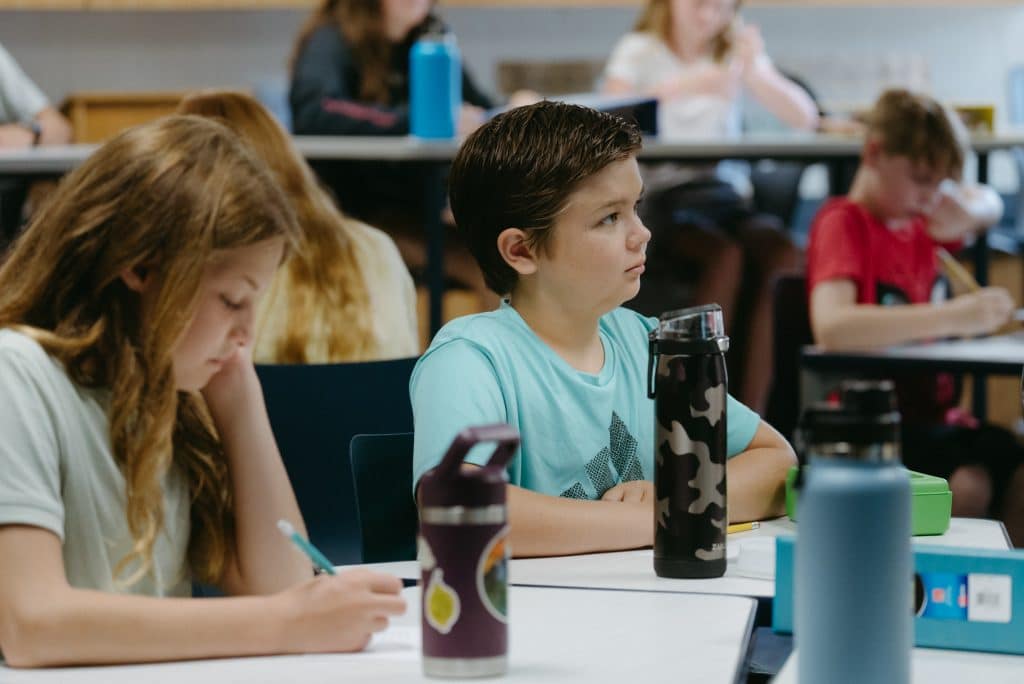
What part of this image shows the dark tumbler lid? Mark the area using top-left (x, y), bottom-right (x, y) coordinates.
top-left (800, 381), bottom-right (901, 454)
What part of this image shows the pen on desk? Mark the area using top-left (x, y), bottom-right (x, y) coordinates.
top-left (277, 519), bottom-right (336, 576)
top-left (727, 521), bottom-right (760, 534)
top-left (936, 246), bottom-right (981, 294)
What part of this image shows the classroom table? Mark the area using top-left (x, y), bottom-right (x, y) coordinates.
top-left (772, 647), bottom-right (1024, 684)
top-left (349, 517), bottom-right (1012, 600)
top-left (3, 131), bottom-right (1022, 334)
top-left (0, 586), bottom-right (758, 684)
top-left (800, 331), bottom-right (1024, 418)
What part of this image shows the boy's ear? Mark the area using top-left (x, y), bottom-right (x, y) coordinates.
top-left (862, 136), bottom-right (883, 168)
top-left (119, 263), bottom-right (153, 293)
top-left (497, 228), bottom-right (539, 276)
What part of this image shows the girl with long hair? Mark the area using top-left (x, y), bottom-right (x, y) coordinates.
top-left (178, 90), bottom-right (418, 362)
top-left (604, 0), bottom-right (818, 413)
top-left (0, 116), bottom-right (404, 667)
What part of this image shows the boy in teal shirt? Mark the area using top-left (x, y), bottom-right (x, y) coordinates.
top-left (412, 102), bottom-right (796, 557)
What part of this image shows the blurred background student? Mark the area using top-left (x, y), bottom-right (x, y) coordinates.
top-left (602, 0), bottom-right (817, 413)
top-left (179, 90), bottom-right (419, 362)
top-left (289, 0), bottom-right (499, 308)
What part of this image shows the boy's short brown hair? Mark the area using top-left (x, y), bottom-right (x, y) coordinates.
top-left (867, 88), bottom-right (966, 180)
top-left (449, 101), bottom-right (642, 295)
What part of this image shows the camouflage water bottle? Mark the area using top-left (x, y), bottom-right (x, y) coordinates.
top-left (647, 304), bottom-right (729, 578)
top-left (418, 424), bottom-right (519, 678)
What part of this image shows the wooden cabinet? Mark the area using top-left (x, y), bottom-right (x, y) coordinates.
top-left (60, 91), bottom-right (189, 143)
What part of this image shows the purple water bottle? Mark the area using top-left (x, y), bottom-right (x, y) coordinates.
top-left (647, 304), bottom-right (729, 578)
top-left (418, 424), bottom-right (519, 678)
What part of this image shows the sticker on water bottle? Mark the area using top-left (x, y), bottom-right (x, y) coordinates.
top-left (477, 526), bottom-right (509, 623)
top-left (425, 568), bottom-right (461, 634)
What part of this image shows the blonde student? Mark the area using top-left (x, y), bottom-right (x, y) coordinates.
top-left (178, 91), bottom-right (418, 362)
top-left (411, 102), bottom-right (796, 558)
top-left (602, 0), bottom-right (817, 414)
top-left (807, 89), bottom-right (1024, 545)
top-left (0, 116), bottom-right (404, 668)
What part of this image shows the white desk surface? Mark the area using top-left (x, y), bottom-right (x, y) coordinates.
top-left (772, 648), bottom-right (1024, 684)
top-left (0, 586), bottom-right (756, 684)
top-left (352, 517), bottom-right (1010, 599)
top-left (4, 131), bottom-right (1024, 174)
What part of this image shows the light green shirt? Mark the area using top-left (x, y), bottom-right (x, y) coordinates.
top-left (411, 304), bottom-right (760, 498)
top-left (0, 329), bottom-right (191, 597)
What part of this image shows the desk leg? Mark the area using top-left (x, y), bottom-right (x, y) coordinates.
top-left (972, 152), bottom-right (990, 418)
top-left (423, 163), bottom-right (446, 337)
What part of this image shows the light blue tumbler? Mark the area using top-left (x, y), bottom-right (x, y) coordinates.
top-left (410, 27), bottom-right (461, 139)
top-left (795, 381), bottom-right (912, 684)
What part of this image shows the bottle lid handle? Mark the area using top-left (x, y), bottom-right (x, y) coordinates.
top-left (435, 423), bottom-right (521, 479)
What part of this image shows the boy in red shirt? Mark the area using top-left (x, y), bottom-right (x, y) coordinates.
top-left (807, 89), bottom-right (1024, 545)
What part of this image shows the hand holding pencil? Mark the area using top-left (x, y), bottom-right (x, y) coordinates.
top-left (937, 247), bottom-right (1016, 337)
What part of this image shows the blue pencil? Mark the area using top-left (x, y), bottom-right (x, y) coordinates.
top-left (277, 519), bottom-right (337, 576)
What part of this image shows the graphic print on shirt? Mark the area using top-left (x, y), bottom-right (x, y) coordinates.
top-left (559, 412), bottom-right (643, 499)
top-left (876, 276), bottom-right (949, 307)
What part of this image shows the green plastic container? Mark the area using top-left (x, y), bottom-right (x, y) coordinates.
top-left (785, 466), bottom-right (952, 536)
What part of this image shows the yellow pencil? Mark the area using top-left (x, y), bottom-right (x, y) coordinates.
top-left (936, 246), bottom-right (981, 294)
top-left (727, 521), bottom-right (760, 534)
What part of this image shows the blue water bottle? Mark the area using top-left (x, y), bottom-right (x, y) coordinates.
top-left (795, 380), bottom-right (911, 684)
top-left (410, 23), bottom-right (461, 139)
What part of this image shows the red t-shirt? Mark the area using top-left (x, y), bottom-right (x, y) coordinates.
top-left (806, 197), bottom-right (959, 425)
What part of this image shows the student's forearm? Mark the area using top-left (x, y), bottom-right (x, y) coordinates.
top-left (727, 447), bottom-right (793, 522)
top-left (2, 587), bottom-right (285, 667)
top-left (506, 485), bottom-right (650, 557)
top-left (814, 303), bottom-right (956, 351)
top-left (36, 107), bottom-right (72, 145)
top-left (744, 63), bottom-right (819, 131)
top-left (211, 384), bottom-right (309, 594)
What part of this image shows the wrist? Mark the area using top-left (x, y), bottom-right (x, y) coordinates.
top-left (264, 592), bottom-right (297, 655)
top-left (26, 120), bottom-right (42, 146)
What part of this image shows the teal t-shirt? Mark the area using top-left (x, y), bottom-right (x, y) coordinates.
top-left (410, 303), bottom-right (760, 499)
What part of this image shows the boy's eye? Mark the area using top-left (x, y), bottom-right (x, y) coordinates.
top-left (599, 212), bottom-right (620, 227)
top-left (221, 295), bottom-right (244, 311)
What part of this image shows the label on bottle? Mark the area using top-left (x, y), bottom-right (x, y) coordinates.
top-left (915, 572), bottom-right (1012, 623)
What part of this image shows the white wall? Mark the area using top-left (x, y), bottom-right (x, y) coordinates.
top-left (2, 4), bottom-right (1023, 122)
top-left (1, 4), bottom-right (1022, 190)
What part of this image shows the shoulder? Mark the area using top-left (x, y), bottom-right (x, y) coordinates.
top-left (0, 329), bottom-right (58, 375)
top-left (601, 307), bottom-right (656, 342)
top-left (813, 197), bottom-right (861, 225)
top-left (611, 31), bottom-right (663, 57)
top-left (423, 308), bottom-right (520, 358)
top-left (0, 329), bottom-right (77, 406)
top-left (348, 220), bottom-right (404, 267)
top-left (298, 23), bottom-right (351, 60)
top-left (810, 197), bottom-right (869, 240)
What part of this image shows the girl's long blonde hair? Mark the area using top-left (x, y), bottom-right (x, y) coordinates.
top-left (177, 90), bottom-right (376, 361)
top-left (635, 0), bottom-right (742, 63)
top-left (0, 115), bottom-right (299, 586)
top-left (292, 0), bottom-right (433, 105)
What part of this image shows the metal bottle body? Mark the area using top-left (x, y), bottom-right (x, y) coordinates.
top-left (409, 32), bottom-right (461, 139)
top-left (417, 425), bottom-right (518, 679)
top-left (420, 505), bottom-right (508, 678)
top-left (648, 304), bottom-right (730, 579)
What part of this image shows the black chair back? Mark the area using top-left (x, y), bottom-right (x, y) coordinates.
top-left (256, 357), bottom-right (417, 565)
top-left (765, 275), bottom-right (813, 443)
